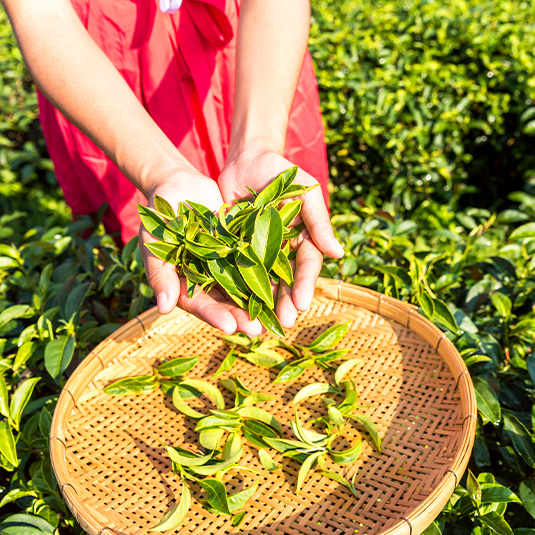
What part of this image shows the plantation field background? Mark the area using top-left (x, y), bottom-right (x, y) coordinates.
top-left (2, 1), bottom-right (535, 533)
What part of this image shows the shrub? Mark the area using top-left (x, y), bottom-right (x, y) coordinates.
top-left (310, 0), bottom-right (535, 211)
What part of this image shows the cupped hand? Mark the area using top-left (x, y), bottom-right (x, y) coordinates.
top-left (218, 149), bottom-right (344, 329)
top-left (140, 171), bottom-right (264, 336)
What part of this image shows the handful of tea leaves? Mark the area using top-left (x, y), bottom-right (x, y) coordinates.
top-left (138, 167), bottom-right (317, 336)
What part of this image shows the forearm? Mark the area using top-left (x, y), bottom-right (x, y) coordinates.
top-left (229, 0), bottom-right (310, 156)
top-left (2, 0), bottom-right (196, 197)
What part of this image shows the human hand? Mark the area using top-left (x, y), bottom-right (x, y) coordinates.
top-left (218, 149), bottom-right (344, 329)
top-left (140, 171), bottom-right (264, 336)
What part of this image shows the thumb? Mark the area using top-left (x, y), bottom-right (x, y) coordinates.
top-left (300, 186), bottom-right (344, 259)
top-left (139, 227), bottom-right (180, 314)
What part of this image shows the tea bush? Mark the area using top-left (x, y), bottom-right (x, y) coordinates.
top-left (2, 2), bottom-right (535, 534)
top-left (310, 0), bottom-right (535, 211)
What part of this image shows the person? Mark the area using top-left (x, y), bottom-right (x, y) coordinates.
top-left (2, 0), bottom-right (344, 336)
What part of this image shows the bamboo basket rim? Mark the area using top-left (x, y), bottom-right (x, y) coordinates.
top-left (50, 278), bottom-right (477, 535)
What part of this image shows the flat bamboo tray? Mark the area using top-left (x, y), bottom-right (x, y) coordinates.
top-left (50, 278), bottom-right (476, 535)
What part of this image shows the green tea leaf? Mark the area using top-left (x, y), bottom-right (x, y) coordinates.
top-left (196, 415), bottom-right (240, 432)
top-left (254, 173), bottom-right (285, 207)
top-left (277, 183), bottom-right (318, 202)
top-left (172, 386), bottom-right (206, 419)
top-left (236, 247), bottom-right (274, 309)
top-left (293, 383), bottom-right (338, 405)
top-left (154, 195), bottom-right (176, 220)
top-left (237, 406), bottom-right (283, 435)
top-left (329, 440), bottom-right (362, 464)
top-left (189, 448), bottom-right (243, 476)
top-left (305, 322), bottom-right (352, 353)
top-left (0, 420), bottom-right (18, 467)
top-left (199, 428), bottom-right (224, 451)
top-left (328, 406), bottom-right (346, 427)
top-left (9, 378), bottom-right (39, 428)
top-left (220, 334), bottom-right (252, 348)
top-left (228, 483), bottom-right (258, 512)
top-left (180, 379), bottom-right (225, 410)
top-left (432, 299), bottom-right (461, 334)
top-left (421, 521), bottom-right (442, 535)
top-left (479, 511), bottom-right (514, 535)
top-left (349, 414), bottom-right (382, 453)
top-left (263, 437), bottom-right (314, 453)
top-left (519, 481), bottom-right (535, 521)
top-left (258, 305), bottom-right (285, 337)
top-left (480, 484), bottom-right (520, 504)
top-left (252, 207), bottom-right (283, 272)
top-left (242, 393), bottom-right (276, 406)
top-left (157, 356), bottom-right (199, 378)
top-left (152, 481), bottom-right (190, 531)
top-left (271, 250), bottom-right (294, 286)
top-left (0, 376), bottom-right (8, 419)
top-left (14, 341), bottom-right (36, 371)
top-left (138, 205), bottom-right (170, 237)
top-left (258, 449), bottom-right (280, 472)
top-left (510, 223), bottom-right (535, 241)
top-left (335, 359), bottom-right (361, 385)
top-left (144, 241), bottom-right (182, 265)
top-left (104, 373), bottom-right (157, 396)
top-left (198, 478), bottom-right (231, 515)
top-left (44, 335), bottom-right (75, 379)
top-left (248, 295), bottom-right (262, 321)
top-left (223, 432), bottom-right (242, 460)
top-left (467, 469), bottom-right (482, 506)
top-left (207, 257), bottom-right (249, 301)
top-left (165, 446), bottom-right (212, 467)
top-left (231, 512), bottom-right (246, 527)
top-left (292, 411), bottom-right (328, 446)
top-left (273, 362), bottom-right (308, 384)
top-left (296, 451), bottom-right (323, 494)
top-left (279, 200), bottom-right (302, 227)
top-left (213, 349), bottom-right (237, 378)
top-left (490, 292), bottom-right (512, 318)
top-left (245, 348), bottom-right (285, 368)
top-left (474, 377), bottom-right (501, 426)
top-left (503, 413), bottom-right (535, 467)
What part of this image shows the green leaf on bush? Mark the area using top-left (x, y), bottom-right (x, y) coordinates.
top-left (9, 377), bottom-right (39, 429)
top-left (503, 413), bottom-right (535, 468)
top-left (44, 335), bottom-right (75, 379)
top-left (479, 511), bottom-right (514, 535)
top-left (473, 377), bottom-right (501, 426)
top-left (0, 420), bottom-right (18, 467)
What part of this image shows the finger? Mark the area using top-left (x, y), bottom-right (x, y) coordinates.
top-left (139, 228), bottom-right (180, 315)
top-left (177, 280), bottom-right (238, 334)
top-left (226, 303), bottom-right (264, 336)
top-left (300, 186), bottom-right (344, 259)
top-left (292, 234), bottom-right (323, 311)
top-left (276, 279), bottom-right (298, 329)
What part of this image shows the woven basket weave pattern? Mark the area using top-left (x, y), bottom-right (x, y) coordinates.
top-left (50, 280), bottom-right (476, 535)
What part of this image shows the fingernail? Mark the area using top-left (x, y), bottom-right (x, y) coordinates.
top-left (157, 292), bottom-right (168, 313)
top-left (334, 239), bottom-right (345, 257)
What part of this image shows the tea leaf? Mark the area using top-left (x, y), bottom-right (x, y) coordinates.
top-left (165, 446), bottom-right (212, 467)
top-left (329, 440), bottom-right (362, 464)
top-left (144, 242), bottom-right (182, 265)
top-left (199, 428), bottom-right (224, 451)
top-left (198, 478), bottom-right (231, 515)
top-left (231, 512), bottom-right (246, 527)
top-left (243, 419), bottom-right (279, 438)
top-left (237, 406), bottom-right (283, 435)
top-left (9, 377), bottom-right (39, 428)
top-left (248, 295), bottom-right (262, 321)
top-left (138, 205), bottom-right (169, 237)
top-left (0, 376), bottom-right (8, 419)
top-left (503, 413), bottom-right (535, 467)
top-left (490, 292), bottom-right (512, 318)
top-left (154, 195), bottom-right (176, 220)
top-left (334, 359), bottom-right (361, 385)
top-left (228, 482), bottom-right (258, 512)
top-left (432, 299), bottom-right (461, 334)
top-left (236, 247), bottom-right (274, 309)
top-left (327, 406), bottom-right (346, 427)
top-left (319, 471), bottom-right (356, 496)
top-left (473, 377), bottom-right (501, 426)
top-left (271, 250), bottom-right (294, 286)
top-left (207, 257), bottom-right (250, 303)
top-left (510, 223), bottom-right (535, 241)
top-left (257, 305), bottom-right (285, 337)
top-left (277, 183), bottom-right (319, 201)
top-left (258, 449), bottom-right (280, 472)
top-left (104, 373), bottom-right (157, 396)
top-left (245, 349), bottom-right (285, 368)
top-left (213, 349), bottom-right (237, 378)
top-left (220, 334), bottom-right (252, 348)
top-left (263, 437), bottom-right (314, 452)
top-left (188, 447), bottom-right (243, 476)
top-left (172, 387), bottom-right (206, 419)
top-left (292, 411), bottom-right (328, 446)
top-left (296, 451), bottom-right (323, 494)
top-left (223, 432), bottom-right (242, 460)
top-left (279, 200), bottom-right (303, 227)
top-left (480, 484), bottom-right (520, 504)
top-left (180, 379), bottom-right (225, 410)
top-left (44, 335), bottom-right (75, 379)
top-left (305, 322), bottom-right (352, 353)
top-left (0, 421), bottom-right (18, 467)
top-left (252, 207), bottom-right (283, 272)
top-left (151, 481), bottom-right (190, 531)
top-left (293, 383), bottom-right (338, 405)
top-left (479, 511), bottom-right (514, 535)
top-left (157, 356), bottom-right (199, 378)
top-left (242, 393), bottom-right (276, 406)
top-left (467, 469), bottom-right (482, 506)
top-left (273, 362), bottom-right (308, 384)
top-left (349, 414), bottom-right (382, 453)
top-left (254, 173), bottom-right (285, 207)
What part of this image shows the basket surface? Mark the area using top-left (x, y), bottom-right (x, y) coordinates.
top-left (50, 279), bottom-right (476, 535)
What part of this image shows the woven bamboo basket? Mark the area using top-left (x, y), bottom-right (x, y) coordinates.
top-left (50, 278), bottom-right (476, 535)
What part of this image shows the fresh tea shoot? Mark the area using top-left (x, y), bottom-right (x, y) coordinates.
top-left (138, 167), bottom-right (318, 336)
